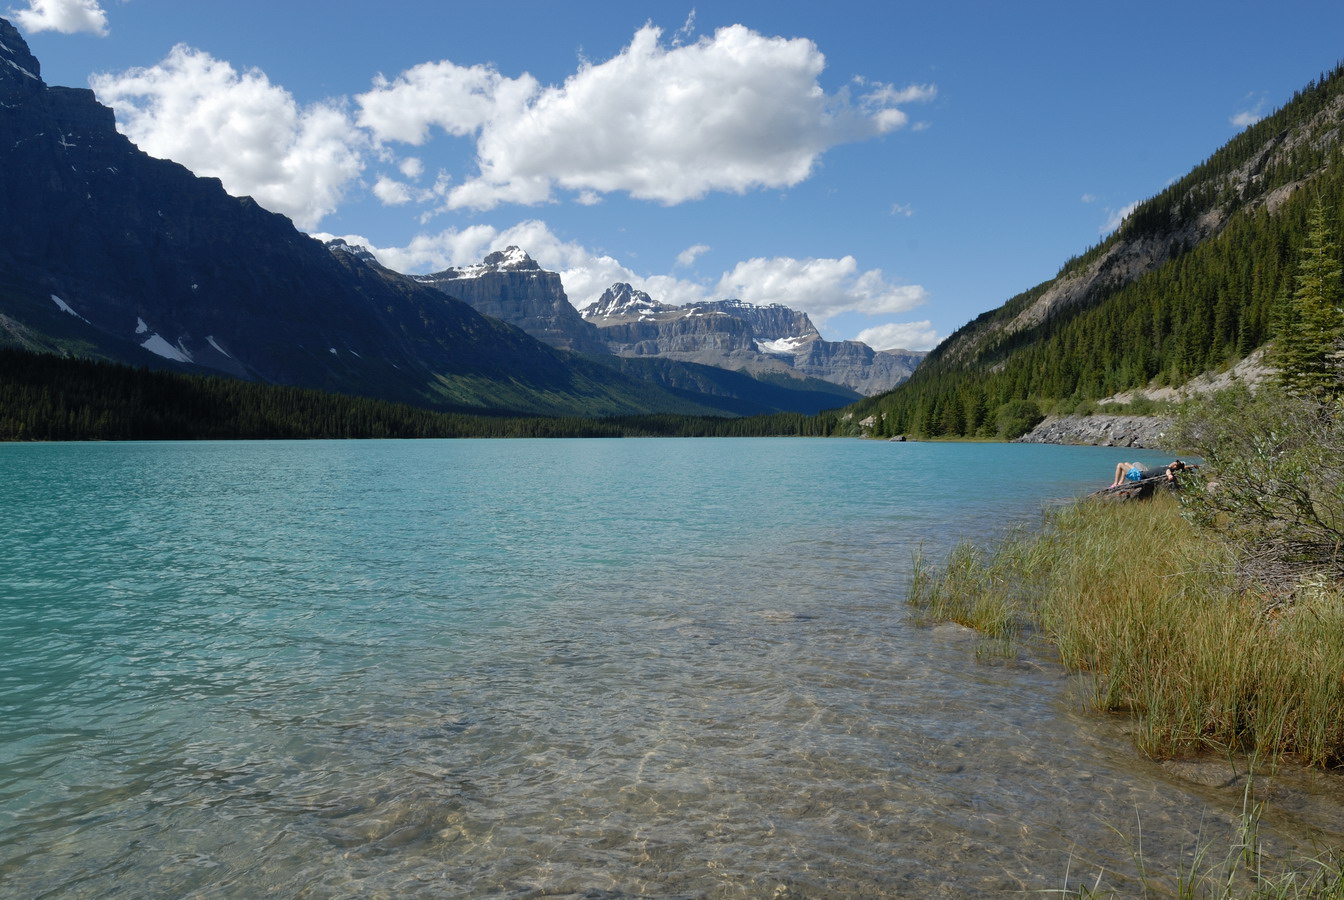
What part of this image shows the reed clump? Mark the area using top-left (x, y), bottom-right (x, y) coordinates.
top-left (909, 493), bottom-right (1344, 765)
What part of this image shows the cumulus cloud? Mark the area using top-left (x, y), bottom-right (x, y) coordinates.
top-left (714, 256), bottom-right (926, 325)
top-left (319, 219), bottom-right (659, 310)
top-left (91, 46), bottom-right (365, 229)
top-left (87, 21), bottom-right (929, 230)
top-left (322, 220), bottom-right (588, 277)
top-left (356, 23), bottom-right (933, 211)
top-left (372, 175), bottom-right (412, 205)
top-left (317, 220), bottom-right (927, 338)
top-left (676, 243), bottom-right (711, 267)
top-left (855, 321), bottom-right (940, 352)
top-left (356, 60), bottom-right (529, 144)
top-left (10, 0), bottom-right (107, 36)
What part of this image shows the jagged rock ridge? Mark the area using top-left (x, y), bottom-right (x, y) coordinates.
top-left (584, 284), bottom-right (924, 395)
top-left (413, 248), bottom-right (610, 356)
top-left (404, 251), bottom-right (921, 397)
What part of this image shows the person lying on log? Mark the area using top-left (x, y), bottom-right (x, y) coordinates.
top-left (1109, 459), bottom-right (1194, 488)
top-left (1110, 461), bottom-right (1149, 488)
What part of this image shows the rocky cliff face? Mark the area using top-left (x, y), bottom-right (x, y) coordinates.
top-left (696, 300), bottom-right (818, 343)
top-left (596, 306), bottom-right (761, 357)
top-left (584, 283), bottom-right (672, 318)
top-left (1014, 414), bottom-right (1173, 448)
top-left (792, 340), bottom-right (926, 395)
top-left (415, 248), bottom-right (610, 355)
top-left (583, 285), bottom-right (922, 395)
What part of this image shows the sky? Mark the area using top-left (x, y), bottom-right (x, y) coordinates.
top-left (10, 1), bottom-right (1344, 351)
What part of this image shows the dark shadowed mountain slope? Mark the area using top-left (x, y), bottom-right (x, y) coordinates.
top-left (0, 17), bottom-right (788, 419)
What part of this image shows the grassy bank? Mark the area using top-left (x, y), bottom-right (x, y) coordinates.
top-left (910, 494), bottom-right (1344, 896)
top-left (909, 494), bottom-right (1344, 765)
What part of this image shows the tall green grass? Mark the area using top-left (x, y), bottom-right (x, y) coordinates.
top-left (911, 496), bottom-right (1344, 895)
top-left (909, 494), bottom-right (1344, 765)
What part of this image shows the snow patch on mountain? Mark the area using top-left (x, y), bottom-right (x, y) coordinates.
top-left (756, 336), bottom-right (811, 356)
top-left (50, 294), bottom-right (86, 321)
top-left (141, 333), bottom-right (192, 362)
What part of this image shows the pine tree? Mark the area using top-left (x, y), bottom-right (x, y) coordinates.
top-left (1275, 200), bottom-right (1344, 400)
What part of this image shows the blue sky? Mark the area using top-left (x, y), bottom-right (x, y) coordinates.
top-left (12, 0), bottom-right (1344, 350)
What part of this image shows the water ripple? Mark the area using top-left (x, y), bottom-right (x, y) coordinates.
top-left (2, 439), bottom-right (1340, 898)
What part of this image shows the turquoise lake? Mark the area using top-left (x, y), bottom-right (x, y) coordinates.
top-left (2, 438), bottom-right (1340, 898)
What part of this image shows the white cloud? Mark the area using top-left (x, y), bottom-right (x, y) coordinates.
top-left (372, 175), bottom-right (412, 205)
top-left (10, 0), bottom-right (107, 36)
top-left (676, 243), bottom-right (711, 267)
top-left (356, 60), bottom-right (530, 144)
top-left (320, 220), bottom-right (660, 311)
top-left (1101, 200), bottom-right (1139, 234)
top-left (317, 219), bottom-right (930, 346)
top-left (1080, 193), bottom-right (1098, 204)
top-left (357, 23), bottom-right (932, 211)
top-left (88, 21), bottom-right (930, 231)
top-left (890, 202), bottom-right (914, 217)
top-left (322, 219), bottom-right (584, 276)
top-left (91, 45), bottom-right (365, 229)
top-left (715, 256), bottom-right (926, 325)
top-left (855, 321), bottom-right (940, 352)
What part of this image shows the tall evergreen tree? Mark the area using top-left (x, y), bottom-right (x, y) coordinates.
top-left (1275, 200), bottom-right (1344, 400)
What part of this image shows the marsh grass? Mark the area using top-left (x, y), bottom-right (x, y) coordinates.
top-left (909, 494), bottom-right (1344, 764)
top-left (910, 496), bottom-right (1344, 895)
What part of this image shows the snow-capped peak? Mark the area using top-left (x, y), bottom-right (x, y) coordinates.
top-left (583, 282), bottom-right (671, 319)
top-left (483, 245), bottom-right (536, 270)
top-left (427, 245), bottom-right (541, 281)
top-left (325, 239), bottom-right (380, 266)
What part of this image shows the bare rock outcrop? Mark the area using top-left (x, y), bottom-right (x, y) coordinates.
top-left (1015, 415), bottom-right (1172, 448)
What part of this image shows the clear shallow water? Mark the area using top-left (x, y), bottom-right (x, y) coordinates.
top-left (1, 438), bottom-right (1340, 898)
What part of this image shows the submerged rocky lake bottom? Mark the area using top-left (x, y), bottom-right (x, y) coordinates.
top-left (2, 438), bottom-right (1341, 897)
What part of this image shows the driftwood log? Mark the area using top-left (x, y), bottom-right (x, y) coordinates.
top-left (1090, 473), bottom-right (1177, 501)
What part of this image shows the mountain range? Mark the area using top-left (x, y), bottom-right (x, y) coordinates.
top-left (406, 246), bottom-right (923, 395)
top-left (0, 17), bottom-right (912, 421)
top-left (7, 11), bottom-right (1336, 440)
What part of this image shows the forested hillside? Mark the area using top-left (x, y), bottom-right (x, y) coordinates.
top-left (0, 349), bottom-right (847, 440)
top-left (849, 63), bottom-right (1344, 439)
